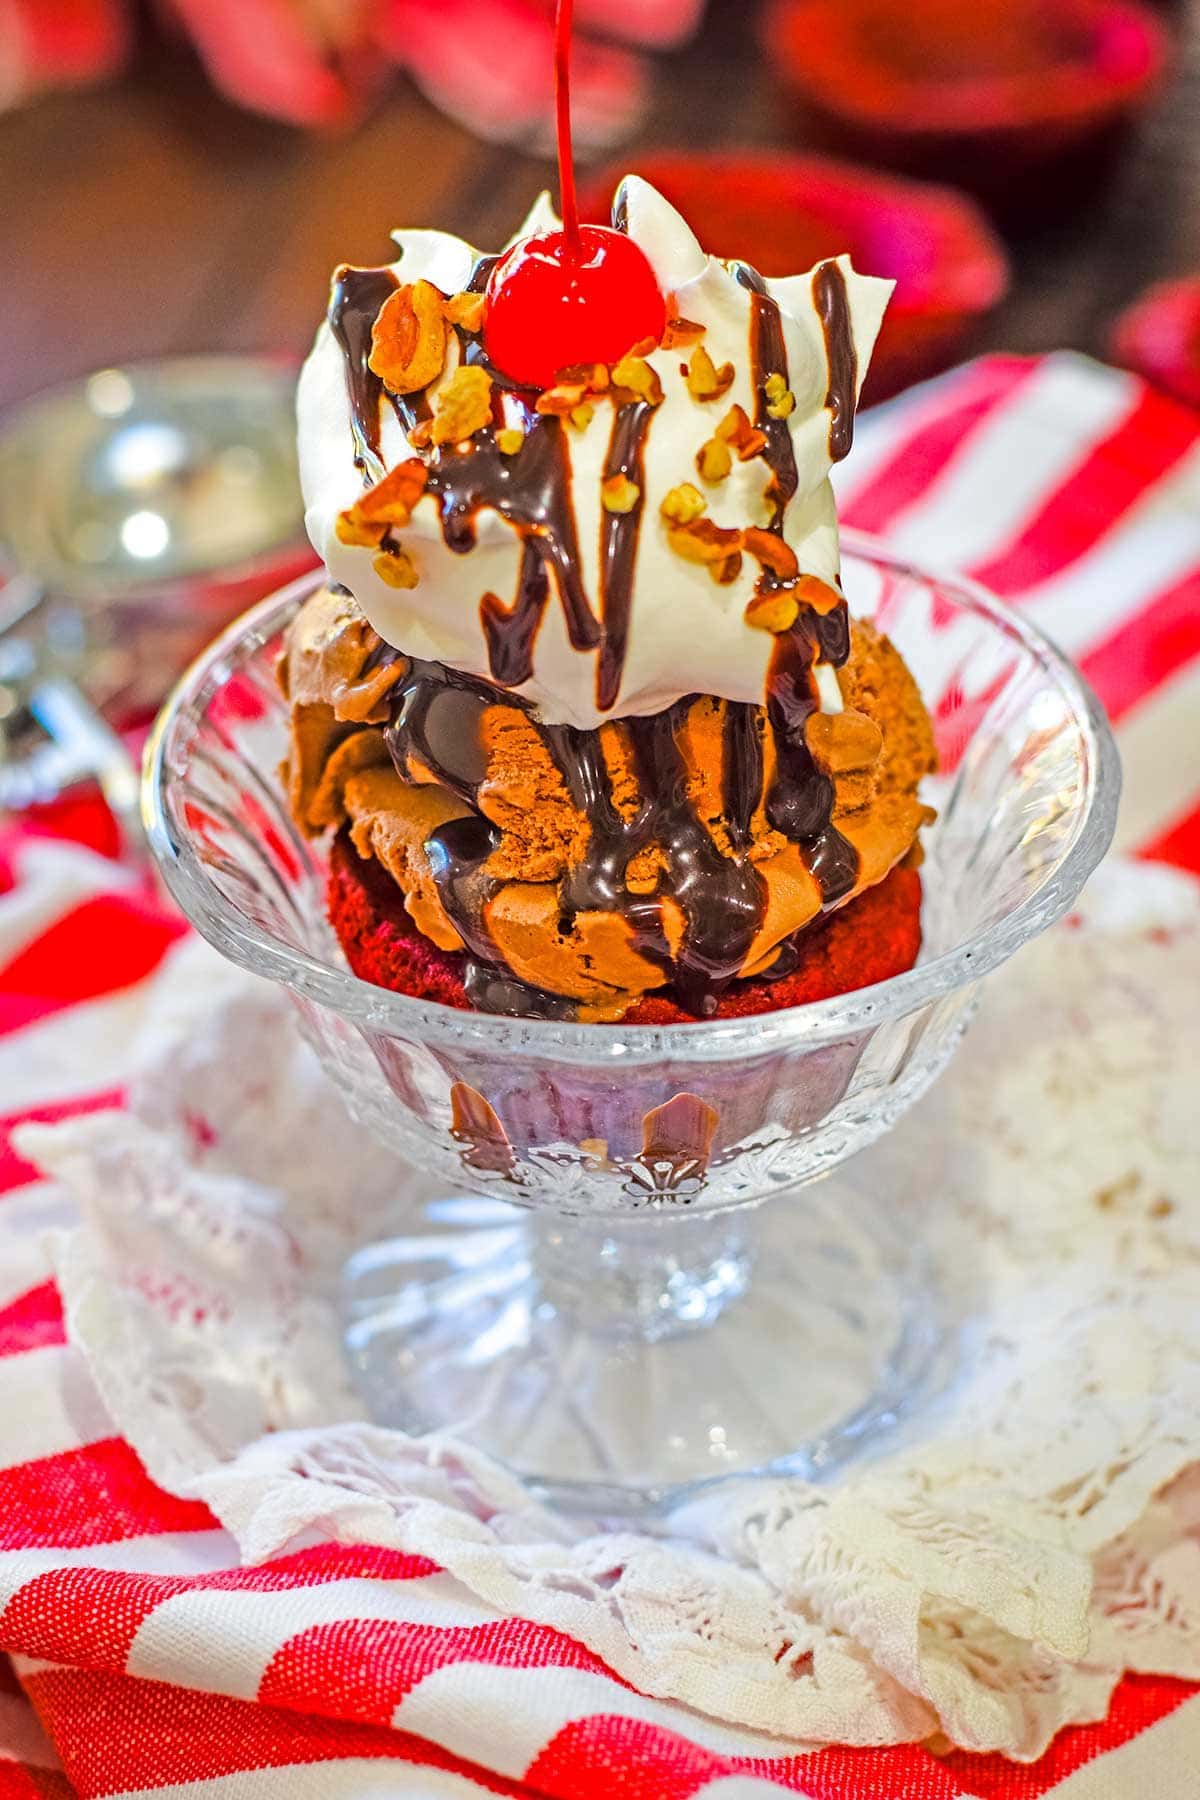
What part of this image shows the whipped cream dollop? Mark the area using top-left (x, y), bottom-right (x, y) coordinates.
top-left (298, 176), bottom-right (892, 731)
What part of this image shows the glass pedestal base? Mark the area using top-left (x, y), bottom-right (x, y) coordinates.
top-left (343, 1181), bottom-right (947, 1517)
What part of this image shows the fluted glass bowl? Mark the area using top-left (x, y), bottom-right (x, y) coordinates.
top-left (143, 535), bottom-right (1119, 1515)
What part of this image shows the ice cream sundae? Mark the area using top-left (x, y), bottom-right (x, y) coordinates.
top-left (280, 8), bottom-right (935, 1022)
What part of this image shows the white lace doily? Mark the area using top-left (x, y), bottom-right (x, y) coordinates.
top-left (17, 858), bottom-right (1200, 1762)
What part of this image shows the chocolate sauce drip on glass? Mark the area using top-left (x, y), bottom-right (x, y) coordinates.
top-left (329, 266), bottom-right (400, 485)
top-left (813, 260), bottom-right (858, 464)
top-left (596, 400), bottom-right (654, 712)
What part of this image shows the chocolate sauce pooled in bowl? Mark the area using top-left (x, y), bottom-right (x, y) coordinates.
top-left (322, 247), bottom-right (897, 1018)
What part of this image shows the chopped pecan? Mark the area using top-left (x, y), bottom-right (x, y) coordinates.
top-left (685, 345), bottom-right (735, 402)
top-left (602, 473), bottom-right (641, 514)
top-left (667, 517), bottom-right (739, 562)
top-left (535, 379), bottom-right (590, 417)
top-left (335, 511), bottom-right (386, 549)
top-left (495, 425), bottom-right (525, 455)
top-left (695, 436), bottom-right (733, 483)
top-left (557, 361), bottom-right (610, 392)
top-left (745, 592), bottom-right (800, 633)
top-left (742, 527), bottom-right (799, 582)
top-left (764, 372), bottom-right (795, 419)
top-left (442, 291), bottom-right (486, 333)
top-left (335, 459), bottom-right (428, 547)
top-left (431, 365), bottom-right (494, 446)
top-left (667, 517), bottom-right (743, 584)
top-left (794, 573), bottom-right (844, 615)
top-left (569, 402), bottom-right (595, 432)
top-left (373, 546), bottom-right (419, 589)
top-left (806, 708), bottom-right (884, 772)
top-left (611, 353), bottom-right (664, 405)
top-left (715, 403), bottom-right (768, 461)
top-left (659, 482), bottom-right (707, 525)
top-left (368, 280), bottom-right (449, 395)
top-left (663, 315), bottom-right (705, 349)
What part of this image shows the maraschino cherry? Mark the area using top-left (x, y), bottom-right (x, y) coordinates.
top-left (483, 0), bottom-right (666, 391)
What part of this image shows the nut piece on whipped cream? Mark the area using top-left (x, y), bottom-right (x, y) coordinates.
top-left (285, 177), bottom-right (937, 1021)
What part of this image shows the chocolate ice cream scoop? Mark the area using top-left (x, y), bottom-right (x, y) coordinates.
top-left (281, 587), bottom-right (935, 1020)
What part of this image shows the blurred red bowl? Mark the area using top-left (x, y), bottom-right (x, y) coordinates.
top-left (763, 0), bottom-right (1169, 203)
top-left (1110, 276), bottom-right (1200, 410)
top-left (579, 152), bottom-right (1009, 400)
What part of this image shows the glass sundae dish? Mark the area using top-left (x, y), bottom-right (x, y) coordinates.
top-left (144, 23), bottom-right (1118, 1512)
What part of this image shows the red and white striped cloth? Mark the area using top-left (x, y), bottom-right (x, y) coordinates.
top-left (1, 351), bottom-right (1198, 1799)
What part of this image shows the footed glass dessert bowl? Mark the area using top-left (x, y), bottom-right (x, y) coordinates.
top-left (144, 534), bottom-right (1119, 1515)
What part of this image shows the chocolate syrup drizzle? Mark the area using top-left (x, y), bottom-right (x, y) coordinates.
top-left (550, 712), bottom-right (766, 1016)
top-left (382, 651), bottom-right (765, 1018)
top-left (329, 266), bottom-right (400, 483)
top-left (733, 262), bottom-right (799, 540)
top-left (721, 704), bottom-right (763, 852)
top-left (813, 260), bottom-right (857, 464)
top-left (329, 248), bottom-right (865, 1016)
top-left (597, 399), bottom-right (654, 712)
top-left (733, 261), bottom-right (859, 903)
top-left (440, 410), bottom-right (600, 664)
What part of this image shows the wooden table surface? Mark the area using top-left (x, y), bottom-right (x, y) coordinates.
top-left (1, 5), bottom-right (1197, 414)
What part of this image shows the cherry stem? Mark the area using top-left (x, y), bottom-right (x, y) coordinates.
top-left (554, 0), bottom-right (581, 254)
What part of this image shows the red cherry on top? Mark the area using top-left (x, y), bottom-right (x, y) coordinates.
top-left (483, 224), bottom-right (666, 391)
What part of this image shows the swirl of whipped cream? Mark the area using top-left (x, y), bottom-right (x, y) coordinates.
top-left (298, 177), bottom-right (892, 731)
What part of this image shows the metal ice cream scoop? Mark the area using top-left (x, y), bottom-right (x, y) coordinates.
top-left (0, 355), bottom-right (311, 858)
